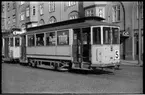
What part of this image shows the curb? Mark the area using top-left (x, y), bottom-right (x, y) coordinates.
top-left (120, 60), bottom-right (143, 67)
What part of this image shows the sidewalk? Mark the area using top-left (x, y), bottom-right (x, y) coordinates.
top-left (120, 60), bottom-right (143, 67)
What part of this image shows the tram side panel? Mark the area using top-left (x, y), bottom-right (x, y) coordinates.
top-left (25, 29), bottom-right (73, 67)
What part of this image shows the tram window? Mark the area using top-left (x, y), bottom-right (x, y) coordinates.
top-left (36, 33), bottom-right (44, 46)
top-left (28, 35), bottom-right (35, 46)
top-left (10, 38), bottom-right (13, 46)
top-left (93, 27), bottom-right (101, 44)
top-left (57, 30), bottom-right (69, 45)
top-left (112, 28), bottom-right (119, 44)
top-left (46, 32), bottom-right (56, 46)
top-left (15, 37), bottom-right (20, 46)
top-left (103, 27), bottom-right (111, 44)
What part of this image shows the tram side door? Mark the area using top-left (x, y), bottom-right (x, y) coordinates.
top-left (21, 35), bottom-right (26, 60)
top-left (73, 29), bottom-right (82, 63)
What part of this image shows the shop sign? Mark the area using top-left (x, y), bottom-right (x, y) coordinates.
top-left (120, 31), bottom-right (129, 37)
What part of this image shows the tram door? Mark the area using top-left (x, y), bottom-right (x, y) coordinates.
top-left (21, 35), bottom-right (26, 60)
top-left (73, 29), bottom-right (82, 63)
top-left (82, 28), bottom-right (91, 62)
top-left (73, 28), bottom-right (91, 63)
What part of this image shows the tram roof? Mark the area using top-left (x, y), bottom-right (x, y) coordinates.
top-left (26, 16), bottom-right (119, 34)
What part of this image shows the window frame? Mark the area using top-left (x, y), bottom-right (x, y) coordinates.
top-left (112, 5), bottom-right (120, 22)
top-left (7, 3), bottom-right (10, 12)
top-left (20, 1), bottom-right (25, 5)
top-left (57, 29), bottom-right (69, 46)
top-left (49, 16), bottom-right (57, 24)
top-left (45, 31), bottom-right (56, 46)
top-left (48, 2), bottom-right (55, 13)
top-left (13, 14), bottom-right (16, 23)
top-left (2, 4), bottom-right (4, 13)
top-left (39, 4), bottom-right (44, 15)
top-left (15, 37), bottom-right (20, 47)
top-left (10, 37), bottom-right (14, 46)
top-left (27, 34), bottom-right (35, 47)
top-left (137, 2), bottom-right (143, 19)
top-left (112, 27), bottom-right (120, 44)
top-left (36, 33), bottom-right (45, 46)
top-left (20, 12), bottom-right (25, 21)
top-left (33, 6), bottom-right (36, 16)
top-left (85, 9), bottom-right (94, 17)
top-left (26, 7), bottom-right (30, 17)
top-left (7, 17), bottom-right (10, 25)
top-left (92, 26), bottom-right (102, 45)
top-left (64, 2), bottom-right (76, 11)
top-left (103, 26), bottom-right (112, 44)
top-left (13, 2), bottom-right (16, 9)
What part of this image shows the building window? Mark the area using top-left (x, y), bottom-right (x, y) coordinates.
top-left (85, 9), bottom-right (94, 17)
top-left (20, 12), bottom-right (25, 20)
top-left (39, 19), bottom-right (45, 26)
top-left (39, 4), bottom-right (44, 15)
top-left (13, 14), bottom-right (16, 23)
top-left (33, 6), bottom-right (35, 15)
top-left (21, 24), bottom-right (26, 29)
top-left (2, 4), bottom-right (4, 13)
top-left (68, 11), bottom-right (78, 20)
top-left (46, 32), bottom-right (56, 46)
top-left (28, 35), bottom-right (35, 47)
top-left (112, 5), bottom-right (120, 22)
top-left (7, 17), bottom-right (10, 25)
top-left (49, 16), bottom-right (57, 24)
top-left (67, 1), bottom-right (76, 7)
top-left (20, 1), bottom-right (25, 5)
top-left (2, 18), bottom-right (4, 27)
top-left (36, 33), bottom-right (44, 46)
top-left (7, 3), bottom-right (10, 11)
top-left (57, 30), bottom-right (69, 45)
top-left (13, 2), bottom-right (16, 9)
top-left (64, 2), bottom-right (76, 11)
top-left (137, 2), bottom-right (143, 19)
top-left (26, 7), bottom-right (30, 17)
top-left (69, 15), bottom-right (78, 20)
top-left (48, 2), bottom-right (55, 13)
top-left (98, 8), bottom-right (105, 18)
top-left (15, 37), bottom-right (20, 47)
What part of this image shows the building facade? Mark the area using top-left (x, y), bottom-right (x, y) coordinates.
top-left (105, 1), bottom-right (143, 60)
top-left (1, 1), bottom-right (143, 61)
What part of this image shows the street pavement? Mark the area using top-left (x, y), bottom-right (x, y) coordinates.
top-left (2, 62), bottom-right (143, 93)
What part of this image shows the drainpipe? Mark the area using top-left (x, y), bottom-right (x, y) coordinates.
top-left (138, 1), bottom-right (142, 66)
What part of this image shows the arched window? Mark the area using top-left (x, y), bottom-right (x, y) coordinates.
top-left (39, 19), bottom-right (45, 26)
top-left (33, 6), bottom-right (35, 15)
top-left (21, 24), bottom-right (25, 29)
top-left (68, 11), bottom-right (78, 20)
top-left (49, 16), bottom-right (57, 24)
top-left (12, 26), bottom-right (15, 28)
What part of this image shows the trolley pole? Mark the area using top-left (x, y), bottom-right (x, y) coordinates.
top-left (138, 1), bottom-right (142, 66)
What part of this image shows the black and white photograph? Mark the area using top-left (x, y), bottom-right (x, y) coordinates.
top-left (1, 1), bottom-right (143, 94)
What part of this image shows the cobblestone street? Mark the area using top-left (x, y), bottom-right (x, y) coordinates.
top-left (2, 63), bottom-right (143, 93)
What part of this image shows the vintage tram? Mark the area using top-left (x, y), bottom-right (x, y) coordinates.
top-left (19, 16), bottom-right (120, 71)
top-left (2, 28), bottom-right (26, 63)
